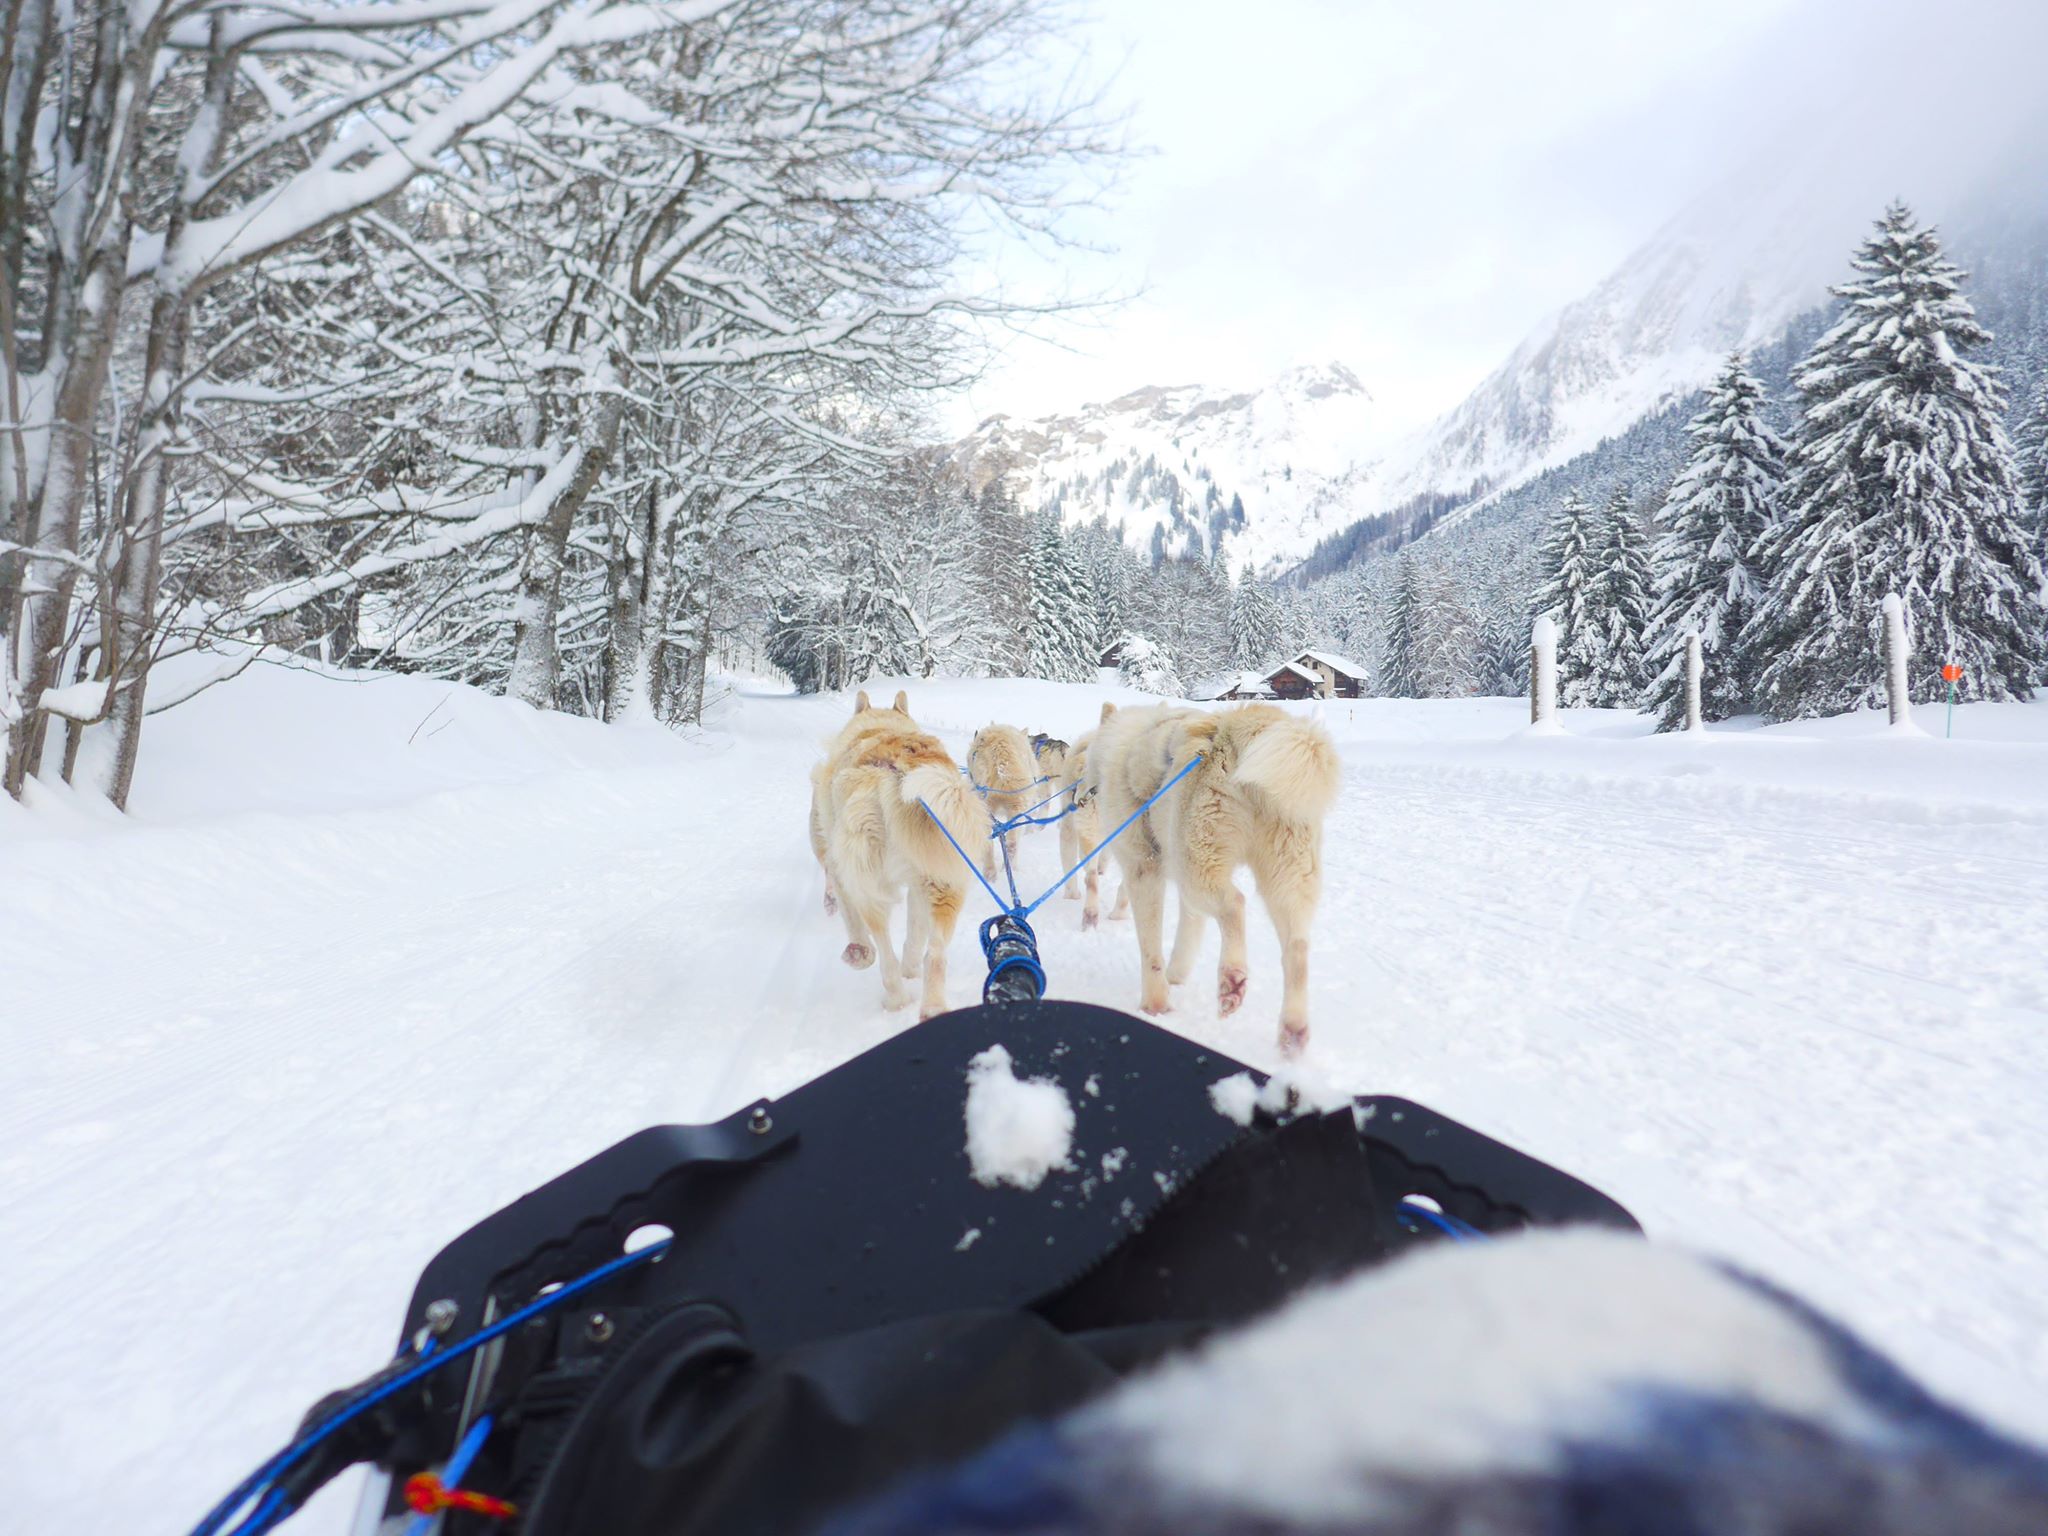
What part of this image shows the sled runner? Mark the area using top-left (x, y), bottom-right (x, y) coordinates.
top-left (185, 1002), bottom-right (1633, 1536)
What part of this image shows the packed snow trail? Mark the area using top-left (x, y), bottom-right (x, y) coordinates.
top-left (3, 664), bottom-right (2046, 1534)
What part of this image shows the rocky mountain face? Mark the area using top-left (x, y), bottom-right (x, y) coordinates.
top-left (950, 363), bottom-right (1380, 572)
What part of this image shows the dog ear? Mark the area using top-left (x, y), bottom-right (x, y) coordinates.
top-left (1100, 702), bottom-right (1117, 722)
top-left (855, 690), bottom-right (871, 713)
top-left (892, 690), bottom-right (909, 714)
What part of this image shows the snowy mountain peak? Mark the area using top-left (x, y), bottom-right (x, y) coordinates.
top-left (1277, 360), bottom-right (1370, 402)
top-left (953, 362), bottom-right (1380, 572)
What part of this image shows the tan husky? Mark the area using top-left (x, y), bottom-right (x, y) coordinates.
top-left (1086, 702), bottom-right (1341, 1053)
top-left (808, 691), bottom-right (989, 1017)
top-left (966, 723), bottom-right (1039, 875)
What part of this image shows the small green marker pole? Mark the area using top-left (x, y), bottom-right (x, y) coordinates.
top-left (1941, 663), bottom-right (1961, 738)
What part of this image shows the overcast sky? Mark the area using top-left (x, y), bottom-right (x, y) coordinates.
top-left (948, 0), bottom-right (2046, 434)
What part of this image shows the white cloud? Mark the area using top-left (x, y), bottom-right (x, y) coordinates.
top-left (948, 0), bottom-right (2047, 434)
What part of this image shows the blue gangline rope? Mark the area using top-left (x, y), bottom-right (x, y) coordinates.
top-left (963, 769), bottom-right (1051, 798)
top-left (1018, 754), bottom-right (1201, 920)
top-left (919, 753), bottom-right (1206, 995)
top-left (988, 779), bottom-right (1079, 839)
top-left (221, 1487), bottom-right (291, 1536)
top-left (1395, 1199), bottom-right (1487, 1242)
top-left (186, 1241), bottom-right (671, 1536)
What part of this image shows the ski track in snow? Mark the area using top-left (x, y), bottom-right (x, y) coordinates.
top-left (3, 672), bottom-right (2046, 1533)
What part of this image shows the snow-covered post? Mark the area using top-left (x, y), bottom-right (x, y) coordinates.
top-left (1881, 594), bottom-right (1910, 728)
top-left (1530, 616), bottom-right (1558, 726)
top-left (1683, 630), bottom-right (1703, 733)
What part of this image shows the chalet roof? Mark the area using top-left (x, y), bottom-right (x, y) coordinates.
top-left (1261, 661), bottom-right (1320, 685)
top-left (1291, 648), bottom-right (1367, 679)
top-left (1191, 669), bottom-right (1273, 701)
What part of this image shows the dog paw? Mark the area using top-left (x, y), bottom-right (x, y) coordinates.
top-left (882, 988), bottom-right (913, 1012)
top-left (1217, 965), bottom-right (1248, 1015)
top-left (1082, 910), bottom-right (1098, 931)
top-left (1278, 1021), bottom-right (1308, 1057)
top-left (842, 942), bottom-right (874, 969)
top-left (822, 892), bottom-right (837, 915)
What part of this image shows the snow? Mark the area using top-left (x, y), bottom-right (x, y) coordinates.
top-left (1207, 1071), bottom-right (1261, 1126)
top-left (963, 1045), bottom-right (1076, 1191)
top-left (5, 662), bottom-right (2048, 1533)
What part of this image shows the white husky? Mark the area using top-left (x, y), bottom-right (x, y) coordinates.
top-left (966, 722), bottom-right (1039, 876)
top-left (808, 691), bottom-right (990, 1018)
top-left (1086, 702), bottom-right (1341, 1053)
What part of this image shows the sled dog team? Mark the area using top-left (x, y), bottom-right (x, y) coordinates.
top-left (808, 689), bottom-right (1341, 1052)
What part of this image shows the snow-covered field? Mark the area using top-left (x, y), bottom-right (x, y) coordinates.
top-left (5, 661), bottom-right (2047, 1533)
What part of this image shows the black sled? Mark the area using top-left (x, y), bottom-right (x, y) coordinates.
top-left (188, 1001), bottom-right (1634, 1536)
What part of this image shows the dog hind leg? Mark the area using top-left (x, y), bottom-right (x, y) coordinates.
top-left (1251, 838), bottom-right (1319, 1054)
top-left (919, 880), bottom-right (963, 1020)
top-left (1165, 893), bottom-right (1208, 986)
top-left (838, 896), bottom-right (875, 968)
top-left (901, 892), bottom-right (928, 979)
top-left (1126, 863), bottom-right (1171, 1014)
top-left (855, 892), bottom-right (910, 1011)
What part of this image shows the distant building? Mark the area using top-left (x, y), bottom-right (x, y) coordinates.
top-left (1191, 670), bottom-right (1275, 702)
top-left (1257, 660), bottom-right (1324, 700)
top-left (1279, 649), bottom-right (1366, 699)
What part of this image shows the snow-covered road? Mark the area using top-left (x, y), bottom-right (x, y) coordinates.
top-left (4, 665), bottom-right (2045, 1533)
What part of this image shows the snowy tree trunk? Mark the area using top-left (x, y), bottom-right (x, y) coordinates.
top-left (96, 294), bottom-right (192, 807)
top-left (2, 251), bottom-right (127, 795)
top-left (1530, 616), bottom-right (1558, 726)
top-left (509, 389), bottom-right (625, 710)
top-left (1683, 631), bottom-right (1703, 734)
top-left (1882, 594), bottom-right (1910, 728)
top-left (602, 485), bottom-right (659, 723)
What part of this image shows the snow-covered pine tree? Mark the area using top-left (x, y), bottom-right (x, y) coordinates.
top-left (1409, 560), bottom-right (1480, 697)
top-left (1748, 204), bottom-right (2047, 717)
top-left (1586, 489), bottom-right (1654, 708)
top-left (2019, 380), bottom-right (2048, 564)
top-left (1644, 354), bottom-right (1786, 729)
top-left (1532, 491), bottom-right (1605, 707)
top-left (1381, 556), bottom-right (1423, 698)
top-left (1115, 634), bottom-right (1182, 697)
top-left (1026, 516), bottom-right (1098, 682)
top-left (1229, 564), bottom-right (1282, 671)
top-left (1475, 603), bottom-right (1531, 697)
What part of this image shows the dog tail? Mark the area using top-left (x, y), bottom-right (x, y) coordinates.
top-left (899, 763), bottom-right (989, 885)
top-left (1231, 715), bottom-right (1342, 824)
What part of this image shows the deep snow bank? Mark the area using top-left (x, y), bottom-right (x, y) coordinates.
top-left (5, 661), bottom-right (2048, 1536)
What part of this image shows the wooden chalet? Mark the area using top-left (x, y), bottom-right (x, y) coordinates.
top-left (1258, 661), bottom-right (1323, 700)
top-left (1281, 649), bottom-right (1367, 699)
